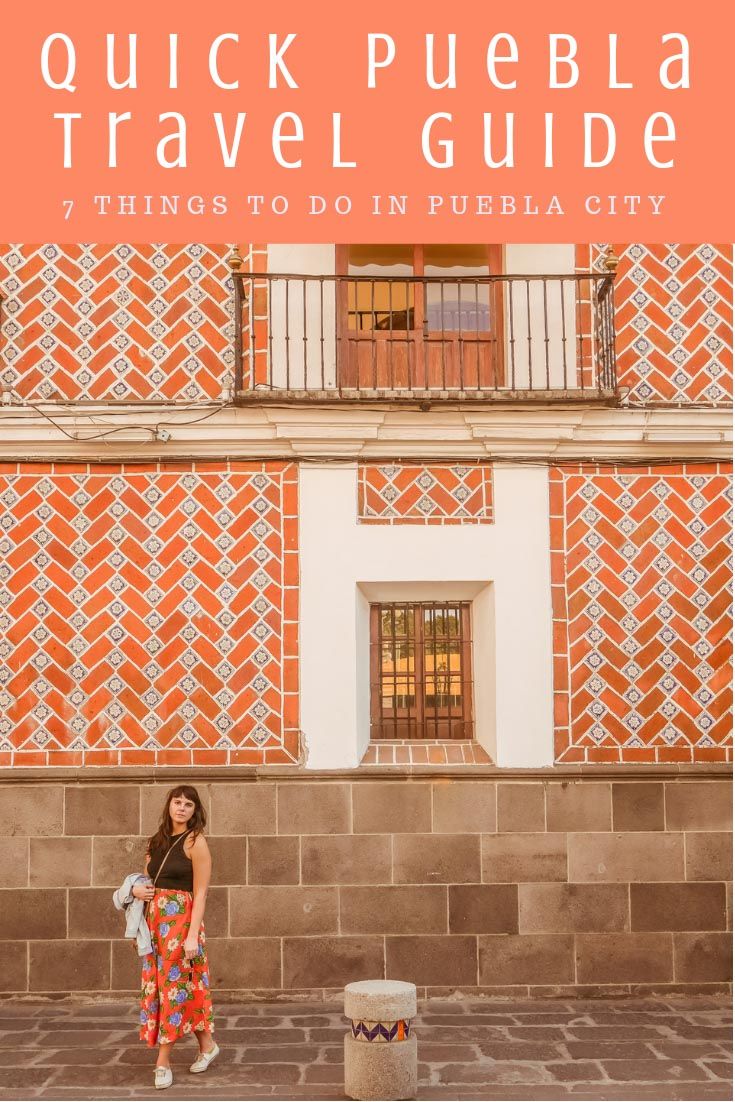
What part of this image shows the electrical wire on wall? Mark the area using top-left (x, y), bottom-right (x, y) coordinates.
top-left (0, 390), bottom-right (728, 467)
top-left (0, 390), bottom-right (229, 443)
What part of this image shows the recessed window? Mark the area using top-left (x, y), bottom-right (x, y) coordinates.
top-left (369, 601), bottom-right (473, 739)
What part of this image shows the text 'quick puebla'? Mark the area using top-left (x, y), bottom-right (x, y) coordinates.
top-left (41, 32), bottom-right (691, 171)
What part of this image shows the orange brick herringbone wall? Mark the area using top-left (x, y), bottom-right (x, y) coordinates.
top-left (579, 245), bottom-right (733, 405)
top-left (0, 462), bottom-right (299, 767)
top-left (0, 245), bottom-right (236, 401)
top-left (357, 463), bottom-right (494, 524)
top-left (551, 464), bottom-right (733, 764)
top-left (3, 244), bottom-right (732, 405)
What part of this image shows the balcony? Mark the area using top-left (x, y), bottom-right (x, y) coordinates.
top-left (231, 268), bottom-right (618, 404)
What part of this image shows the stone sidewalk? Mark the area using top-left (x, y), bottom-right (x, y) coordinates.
top-left (0, 997), bottom-right (731, 1101)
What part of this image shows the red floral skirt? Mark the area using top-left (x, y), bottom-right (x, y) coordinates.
top-left (139, 889), bottom-right (214, 1047)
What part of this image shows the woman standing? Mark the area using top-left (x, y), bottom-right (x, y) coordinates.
top-left (132, 785), bottom-right (218, 1090)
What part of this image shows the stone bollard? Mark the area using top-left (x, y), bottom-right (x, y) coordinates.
top-left (344, 980), bottom-right (418, 1101)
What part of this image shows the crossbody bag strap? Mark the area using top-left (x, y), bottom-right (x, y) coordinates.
top-left (141, 830), bottom-right (192, 936)
top-left (151, 829), bottom-right (192, 888)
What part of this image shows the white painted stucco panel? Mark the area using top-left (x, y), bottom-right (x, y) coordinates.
top-left (299, 463), bottom-right (554, 769)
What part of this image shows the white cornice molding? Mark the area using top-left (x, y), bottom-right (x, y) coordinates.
top-left (0, 404), bottom-right (731, 461)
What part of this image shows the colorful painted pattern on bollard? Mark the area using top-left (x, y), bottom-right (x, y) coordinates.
top-left (351, 1019), bottom-right (412, 1043)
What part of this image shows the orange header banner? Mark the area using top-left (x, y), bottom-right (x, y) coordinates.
top-left (1, 0), bottom-right (733, 241)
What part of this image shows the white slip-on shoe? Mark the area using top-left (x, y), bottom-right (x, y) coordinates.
top-left (154, 1066), bottom-right (173, 1090)
top-left (190, 1041), bottom-right (220, 1073)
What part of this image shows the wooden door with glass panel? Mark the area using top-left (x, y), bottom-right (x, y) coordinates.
top-left (370, 602), bottom-right (473, 739)
top-left (337, 245), bottom-right (504, 390)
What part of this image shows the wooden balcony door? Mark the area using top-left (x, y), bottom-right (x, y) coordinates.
top-left (336, 245), bottom-right (504, 390)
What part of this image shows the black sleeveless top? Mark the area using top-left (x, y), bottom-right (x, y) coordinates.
top-left (148, 832), bottom-right (193, 892)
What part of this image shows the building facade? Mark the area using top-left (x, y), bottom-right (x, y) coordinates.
top-left (0, 242), bottom-right (731, 998)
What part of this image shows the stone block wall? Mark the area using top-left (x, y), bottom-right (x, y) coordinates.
top-left (0, 771), bottom-right (730, 998)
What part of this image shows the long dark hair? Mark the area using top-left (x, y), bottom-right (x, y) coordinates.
top-left (147, 785), bottom-right (207, 854)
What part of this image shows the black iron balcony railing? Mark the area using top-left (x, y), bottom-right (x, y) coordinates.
top-left (231, 270), bottom-right (617, 402)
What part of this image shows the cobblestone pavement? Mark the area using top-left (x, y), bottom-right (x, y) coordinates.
top-left (0, 997), bottom-right (731, 1101)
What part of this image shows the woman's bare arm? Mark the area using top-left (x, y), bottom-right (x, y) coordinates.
top-left (132, 851), bottom-right (154, 901)
top-left (184, 835), bottom-right (211, 957)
